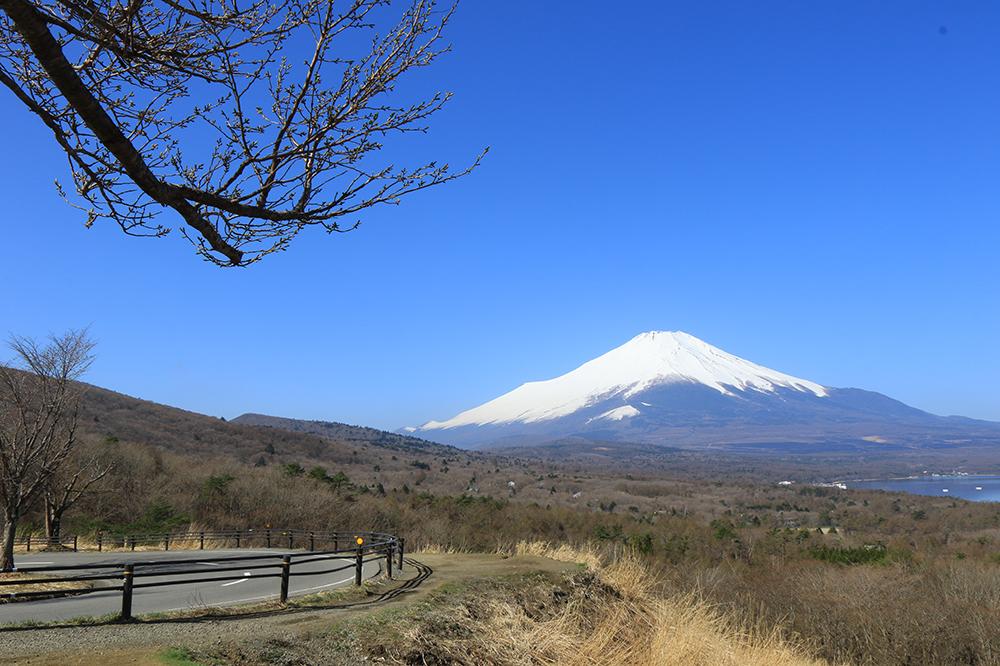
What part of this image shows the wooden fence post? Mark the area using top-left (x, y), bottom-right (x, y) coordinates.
top-left (235, 530), bottom-right (241, 548)
top-left (73, 535), bottom-right (78, 552)
top-left (279, 555), bottom-right (291, 603)
top-left (121, 564), bottom-right (134, 620)
top-left (266, 529), bottom-right (271, 548)
top-left (398, 537), bottom-right (404, 573)
top-left (25, 534), bottom-right (30, 552)
top-left (386, 544), bottom-right (393, 579)
top-left (309, 531), bottom-right (315, 552)
top-left (199, 532), bottom-right (205, 550)
top-left (164, 534), bottom-right (169, 551)
top-left (355, 547), bottom-right (363, 586)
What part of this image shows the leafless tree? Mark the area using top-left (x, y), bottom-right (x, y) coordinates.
top-left (0, 0), bottom-right (483, 266)
top-left (43, 441), bottom-right (113, 546)
top-left (0, 330), bottom-right (95, 570)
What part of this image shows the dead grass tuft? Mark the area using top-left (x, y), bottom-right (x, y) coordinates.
top-left (415, 543), bottom-right (466, 555)
top-left (501, 540), bottom-right (603, 571)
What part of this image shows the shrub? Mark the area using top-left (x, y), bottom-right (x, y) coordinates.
top-left (808, 544), bottom-right (887, 565)
top-left (281, 463), bottom-right (305, 477)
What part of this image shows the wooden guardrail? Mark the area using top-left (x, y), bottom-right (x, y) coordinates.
top-left (11, 534), bottom-right (78, 552)
top-left (1, 529), bottom-right (404, 621)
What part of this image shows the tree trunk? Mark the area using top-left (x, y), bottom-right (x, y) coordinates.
top-left (46, 514), bottom-right (62, 547)
top-left (44, 497), bottom-right (53, 541)
top-left (1, 514), bottom-right (18, 572)
top-left (44, 497), bottom-right (62, 545)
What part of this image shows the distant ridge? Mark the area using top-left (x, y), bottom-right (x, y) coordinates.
top-left (231, 413), bottom-right (459, 455)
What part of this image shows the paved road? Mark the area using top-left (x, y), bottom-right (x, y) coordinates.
top-left (0, 549), bottom-right (382, 625)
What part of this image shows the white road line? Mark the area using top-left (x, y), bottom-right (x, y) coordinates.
top-left (197, 562), bottom-right (222, 566)
top-left (220, 572), bottom-right (252, 587)
top-left (155, 573), bottom-right (363, 613)
top-left (295, 575), bottom-right (354, 593)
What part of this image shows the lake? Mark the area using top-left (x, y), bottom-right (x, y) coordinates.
top-left (848, 476), bottom-right (1000, 502)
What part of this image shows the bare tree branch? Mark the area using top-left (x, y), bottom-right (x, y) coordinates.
top-left (44, 445), bottom-right (113, 545)
top-left (0, 0), bottom-right (483, 266)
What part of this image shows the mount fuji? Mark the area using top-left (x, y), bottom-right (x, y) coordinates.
top-left (408, 332), bottom-right (1000, 452)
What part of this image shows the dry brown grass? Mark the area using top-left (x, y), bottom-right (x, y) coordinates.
top-left (524, 544), bottom-right (822, 666)
top-left (0, 572), bottom-right (94, 599)
top-left (685, 558), bottom-right (1000, 664)
top-left (404, 541), bottom-right (824, 666)
top-left (414, 543), bottom-right (466, 555)
top-left (501, 540), bottom-right (603, 570)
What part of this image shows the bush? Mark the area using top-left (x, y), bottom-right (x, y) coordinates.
top-left (808, 544), bottom-right (887, 565)
top-left (281, 463), bottom-right (305, 477)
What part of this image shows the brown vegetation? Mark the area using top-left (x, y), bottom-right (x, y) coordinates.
top-left (9, 384), bottom-right (1000, 663)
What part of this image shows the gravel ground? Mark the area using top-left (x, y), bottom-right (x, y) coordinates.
top-left (2, 604), bottom-right (349, 662)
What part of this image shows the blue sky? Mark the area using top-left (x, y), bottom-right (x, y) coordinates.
top-left (2, 1), bottom-right (999, 429)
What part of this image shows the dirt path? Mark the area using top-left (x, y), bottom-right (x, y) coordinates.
top-left (3, 553), bottom-right (578, 665)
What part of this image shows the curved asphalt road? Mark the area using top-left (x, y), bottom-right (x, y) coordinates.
top-left (0, 549), bottom-right (383, 625)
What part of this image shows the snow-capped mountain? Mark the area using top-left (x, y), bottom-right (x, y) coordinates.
top-left (421, 331), bottom-right (826, 429)
top-left (409, 331), bottom-right (1000, 451)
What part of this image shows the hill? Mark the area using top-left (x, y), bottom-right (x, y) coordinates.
top-left (75, 381), bottom-right (463, 470)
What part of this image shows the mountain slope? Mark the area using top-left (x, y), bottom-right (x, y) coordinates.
top-left (410, 331), bottom-right (1000, 451)
top-left (231, 413), bottom-right (458, 456)
top-left (71, 379), bottom-right (461, 466)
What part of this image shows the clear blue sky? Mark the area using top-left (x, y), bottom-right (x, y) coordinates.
top-left (2, 2), bottom-right (999, 429)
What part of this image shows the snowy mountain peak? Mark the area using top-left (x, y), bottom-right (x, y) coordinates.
top-left (419, 331), bottom-right (828, 431)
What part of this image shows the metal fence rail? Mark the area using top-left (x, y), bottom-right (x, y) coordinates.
top-left (0, 529), bottom-right (404, 621)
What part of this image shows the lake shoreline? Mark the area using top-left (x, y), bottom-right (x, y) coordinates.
top-left (841, 475), bottom-right (1000, 503)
